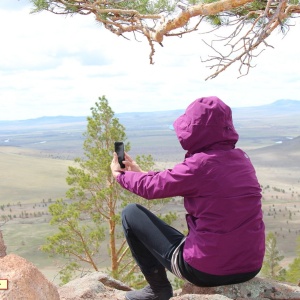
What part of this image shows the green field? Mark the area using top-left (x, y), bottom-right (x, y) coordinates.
top-left (0, 147), bottom-right (71, 204)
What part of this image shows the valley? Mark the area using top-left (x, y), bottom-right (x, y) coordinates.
top-left (0, 99), bottom-right (300, 284)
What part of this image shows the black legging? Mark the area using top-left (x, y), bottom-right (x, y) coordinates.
top-left (122, 203), bottom-right (183, 274)
top-left (122, 203), bottom-right (260, 286)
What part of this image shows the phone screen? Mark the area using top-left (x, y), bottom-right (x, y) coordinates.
top-left (114, 142), bottom-right (125, 168)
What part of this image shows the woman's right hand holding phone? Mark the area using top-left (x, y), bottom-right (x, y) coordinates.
top-left (123, 153), bottom-right (145, 173)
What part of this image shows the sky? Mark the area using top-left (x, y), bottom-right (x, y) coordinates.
top-left (0, 0), bottom-right (299, 120)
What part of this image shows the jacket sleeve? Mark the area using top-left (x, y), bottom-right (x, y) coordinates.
top-left (116, 159), bottom-right (201, 200)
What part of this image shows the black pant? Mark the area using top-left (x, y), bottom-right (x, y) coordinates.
top-left (122, 203), bottom-right (183, 274)
top-left (122, 203), bottom-right (260, 286)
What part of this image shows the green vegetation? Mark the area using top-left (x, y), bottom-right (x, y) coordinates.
top-left (3, 221), bottom-right (67, 281)
top-left (261, 232), bottom-right (285, 280)
top-left (285, 256), bottom-right (300, 284)
top-left (262, 233), bottom-right (300, 285)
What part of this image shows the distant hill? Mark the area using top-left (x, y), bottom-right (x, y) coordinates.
top-left (0, 99), bottom-right (300, 162)
top-left (232, 99), bottom-right (300, 117)
top-left (0, 99), bottom-right (299, 128)
top-left (248, 136), bottom-right (300, 168)
top-left (0, 116), bottom-right (87, 132)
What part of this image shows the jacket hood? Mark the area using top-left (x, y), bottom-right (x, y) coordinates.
top-left (173, 96), bottom-right (239, 153)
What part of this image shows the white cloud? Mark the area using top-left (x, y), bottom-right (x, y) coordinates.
top-left (0, 3), bottom-right (299, 120)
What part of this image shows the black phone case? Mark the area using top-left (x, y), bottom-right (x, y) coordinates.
top-left (114, 142), bottom-right (125, 168)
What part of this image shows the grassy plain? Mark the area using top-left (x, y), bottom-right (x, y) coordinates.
top-left (1, 145), bottom-right (299, 283)
top-left (0, 147), bottom-right (71, 204)
top-left (0, 100), bottom-right (300, 284)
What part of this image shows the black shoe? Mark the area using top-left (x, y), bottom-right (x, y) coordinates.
top-left (125, 284), bottom-right (172, 300)
top-left (125, 267), bottom-right (173, 300)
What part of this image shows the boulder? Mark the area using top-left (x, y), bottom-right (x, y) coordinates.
top-left (172, 295), bottom-right (232, 300)
top-left (0, 253), bottom-right (60, 300)
top-left (2, 252), bottom-right (298, 300)
top-left (57, 273), bottom-right (300, 300)
top-left (58, 271), bottom-right (131, 300)
top-left (179, 277), bottom-right (300, 300)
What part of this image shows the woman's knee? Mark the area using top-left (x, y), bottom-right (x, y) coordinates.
top-left (122, 203), bottom-right (143, 233)
top-left (122, 203), bottom-right (140, 221)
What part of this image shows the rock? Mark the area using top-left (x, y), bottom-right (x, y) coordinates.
top-left (0, 253), bottom-right (60, 300)
top-left (57, 273), bottom-right (300, 300)
top-left (172, 295), bottom-right (232, 300)
top-left (179, 277), bottom-right (300, 300)
top-left (58, 271), bottom-right (132, 300)
top-left (3, 255), bottom-right (297, 300)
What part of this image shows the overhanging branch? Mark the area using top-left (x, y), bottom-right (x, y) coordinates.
top-left (32, 0), bottom-right (300, 78)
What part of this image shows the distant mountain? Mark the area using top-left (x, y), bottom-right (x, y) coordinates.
top-left (0, 116), bottom-right (84, 125)
top-left (248, 136), bottom-right (300, 168)
top-left (232, 99), bottom-right (300, 119)
top-left (118, 99), bottom-right (300, 128)
top-left (0, 116), bottom-right (87, 132)
top-left (0, 99), bottom-right (299, 163)
top-left (270, 99), bottom-right (300, 109)
top-left (0, 99), bottom-right (299, 126)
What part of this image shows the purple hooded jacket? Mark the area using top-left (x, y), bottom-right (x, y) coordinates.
top-left (117, 96), bottom-right (265, 275)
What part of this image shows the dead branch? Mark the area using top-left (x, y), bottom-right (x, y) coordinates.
top-left (202, 0), bottom-right (297, 80)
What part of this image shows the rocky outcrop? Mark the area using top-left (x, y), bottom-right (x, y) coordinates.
top-left (58, 272), bottom-right (131, 300)
top-left (57, 272), bottom-right (300, 300)
top-left (172, 296), bottom-right (232, 300)
top-left (0, 249), bottom-right (299, 300)
top-left (0, 253), bottom-right (60, 300)
top-left (176, 277), bottom-right (300, 299)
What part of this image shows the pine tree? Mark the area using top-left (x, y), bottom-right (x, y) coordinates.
top-left (285, 236), bottom-right (300, 284)
top-left (42, 96), bottom-right (175, 285)
top-left (261, 232), bottom-right (285, 280)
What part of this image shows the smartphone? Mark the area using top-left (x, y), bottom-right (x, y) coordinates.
top-left (114, 142), bottom-right (125, 168)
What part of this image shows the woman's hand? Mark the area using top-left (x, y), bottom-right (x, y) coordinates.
top-left (110, 152), bottom-right (124, 179)
top-left (122, 153), bottom-right (145, 173)
top-left (110, 152), bottom-right (145, 179)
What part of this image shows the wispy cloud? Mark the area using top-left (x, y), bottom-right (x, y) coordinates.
top-left (0, 3), bottom-right (299, 120)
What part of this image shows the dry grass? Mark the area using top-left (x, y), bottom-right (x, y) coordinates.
top-left (0, 147), bottom-right (71, 204)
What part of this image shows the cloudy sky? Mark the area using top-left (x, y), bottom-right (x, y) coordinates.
top-left (0, 0), bottom-right (299, 120)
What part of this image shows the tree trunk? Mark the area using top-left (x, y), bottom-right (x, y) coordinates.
top-left (110, 220), bottom-right (118, 275)
top-left (0, 231), bottom-right (7, 257)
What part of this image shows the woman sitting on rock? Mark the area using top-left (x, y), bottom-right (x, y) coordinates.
top-left (111, 96), bottom-right (265, 300)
